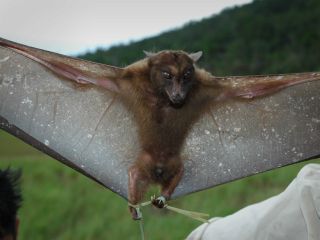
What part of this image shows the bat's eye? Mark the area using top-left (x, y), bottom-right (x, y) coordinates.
top-left (162, 71), bottom-right (172, 80)
top-left (183, 68), bottom-right (193, 80)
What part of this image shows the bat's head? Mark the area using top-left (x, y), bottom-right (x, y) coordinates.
top-left (144, 50), bottom-right (202, 108)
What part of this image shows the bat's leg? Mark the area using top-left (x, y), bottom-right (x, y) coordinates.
top-left (153, 162), bottom-right (184, 208)
top-left (161, 164), bottom-right (184, 198)
top-left (128, 154), bottom-right (152, 220)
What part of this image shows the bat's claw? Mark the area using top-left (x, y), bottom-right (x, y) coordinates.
top-left (152, 196), bottom-right (166, 209)
top-left (129, 205), bottom-right (142, 220)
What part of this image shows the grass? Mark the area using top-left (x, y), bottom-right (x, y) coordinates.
top-left (0, 130), bottom-right (319, 239)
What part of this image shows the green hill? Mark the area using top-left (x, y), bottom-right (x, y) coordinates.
top-left (79, 0), bottom-right (320, 75)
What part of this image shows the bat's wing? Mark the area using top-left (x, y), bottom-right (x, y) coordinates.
top-left (0, 39), bottom-right (139, 199)
top-left (0, 38), bottom-right (122, 92)
top-left (173, 73), bottom-right (320, 198)
top-left (2, 39), bottom-right (320, 201)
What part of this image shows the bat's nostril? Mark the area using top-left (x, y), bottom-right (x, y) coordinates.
top-left (172, 94), bottom-right (183, 103)
top-left (154, 167), bottom-right (164, 178)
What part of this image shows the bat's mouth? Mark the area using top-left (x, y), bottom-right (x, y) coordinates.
top-left (166, 90), bottom-right (186, 109)
top-left (170, 100), bottom-right (185, 109)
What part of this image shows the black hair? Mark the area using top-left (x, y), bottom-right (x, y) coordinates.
top-left (0, 168), bottom-right (22, 239)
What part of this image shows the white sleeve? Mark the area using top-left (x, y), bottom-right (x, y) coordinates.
top-left (186, 164), bottom-right (320, 240)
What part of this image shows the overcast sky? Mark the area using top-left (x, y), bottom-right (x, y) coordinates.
top-left (0, 0), bottom-right (252, 55)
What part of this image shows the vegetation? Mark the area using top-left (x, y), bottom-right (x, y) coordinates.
top-left (1, 0), bottom-right (320, 239)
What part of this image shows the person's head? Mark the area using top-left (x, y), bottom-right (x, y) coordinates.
top-left (0, 168), bottom-right (22, 240)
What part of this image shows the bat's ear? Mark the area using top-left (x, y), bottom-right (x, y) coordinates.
top-left (189, 51), bottom-right (203, 62)
top-left (143, 50), bottom-right (156, 58)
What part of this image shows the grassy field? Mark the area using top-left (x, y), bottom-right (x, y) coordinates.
top-left (0, 129), bottom-right (319, 240)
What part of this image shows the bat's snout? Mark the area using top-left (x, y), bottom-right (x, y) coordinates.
top-left (169, 93), bottom-right (186, 108)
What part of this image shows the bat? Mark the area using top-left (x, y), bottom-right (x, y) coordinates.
top-left (1, 38), bottom-right (320, 220)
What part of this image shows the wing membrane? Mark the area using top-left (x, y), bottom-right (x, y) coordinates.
top-left (0, 38), bottom-right (123, 92)
top-left (1, 41), bottom-right (320, 200)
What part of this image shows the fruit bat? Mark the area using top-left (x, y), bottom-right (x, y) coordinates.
top-left (0, 38), bottom-right (320, 219)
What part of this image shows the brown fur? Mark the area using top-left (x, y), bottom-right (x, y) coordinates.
top-left (116, 51), bottom-right (213, 219)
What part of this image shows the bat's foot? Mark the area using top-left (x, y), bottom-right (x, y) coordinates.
top-left (129, 205), bottom-right (142, 220)
top-left (151, 196), bottom-right (166, 209)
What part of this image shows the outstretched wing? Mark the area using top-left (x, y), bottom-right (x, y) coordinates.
top-left (213, 73), bottom-right (320, 100)
top-left (172, 73), bottom-right (320, 198)
top-left (0, 38), bottom-right (123, 92)
top-left (0, 39), bottom-right (138, 199)
top-left (1, 39), bottom-right (320, 201)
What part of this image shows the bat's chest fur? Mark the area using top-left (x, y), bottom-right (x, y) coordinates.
top-left (135, 100), bottom-right (201, 160)
top-left (123, 87), bottom-right (204, 163)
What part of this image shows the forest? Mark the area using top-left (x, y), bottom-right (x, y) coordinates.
top-left (80, 0), bottom-right (320, 75)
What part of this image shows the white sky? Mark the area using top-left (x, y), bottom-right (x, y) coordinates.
top-left (0, 0), bottom-right (252, 55)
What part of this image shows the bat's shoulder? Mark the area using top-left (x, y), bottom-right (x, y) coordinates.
top-left (194, 67), bottom-right (213, 83)
top-left (123, 58), bottom-right (149, 74)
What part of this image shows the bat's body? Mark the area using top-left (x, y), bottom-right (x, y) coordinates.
top-left (118, 53), bottom-right (209, 217)
top-left (1, 38), bottom-right (320, 219)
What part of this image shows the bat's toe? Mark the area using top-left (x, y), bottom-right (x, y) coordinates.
top-left (152, 196), bottom-right (166, 209)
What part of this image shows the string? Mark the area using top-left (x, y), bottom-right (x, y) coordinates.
top-left (164, 205), bottom-right (209, 223)
top-left (138, 217), bottom-right (145, 240)
top-left (129, 196), bottom-right (209, 239)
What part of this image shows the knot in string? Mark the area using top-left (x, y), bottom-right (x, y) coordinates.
top-left (128, 195), bottom-right (209, 239)
top-left (129, 195), bottom-right (209, 223)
